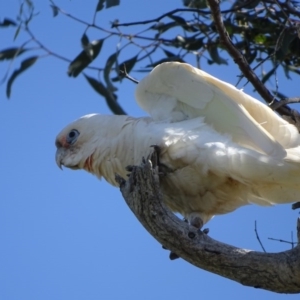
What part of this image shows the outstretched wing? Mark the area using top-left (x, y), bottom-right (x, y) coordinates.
top-left (135, 62), bottom-right (300, 158)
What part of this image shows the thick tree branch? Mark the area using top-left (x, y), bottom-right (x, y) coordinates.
top-left (207, 0), bottom-right (300, 130)
top-left (116, 161), bottom-right (300, 294)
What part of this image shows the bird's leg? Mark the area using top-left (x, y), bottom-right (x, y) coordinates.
top-left (149, 145), bottom-right (173, 176)
top-left (187, 212), bottom-right (204, 230)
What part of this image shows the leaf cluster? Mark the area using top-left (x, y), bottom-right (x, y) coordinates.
top-left (1, 0), bottom-right (300, 114)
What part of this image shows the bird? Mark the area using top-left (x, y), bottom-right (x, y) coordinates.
top-left (55, 62), bottom-right (300, 227)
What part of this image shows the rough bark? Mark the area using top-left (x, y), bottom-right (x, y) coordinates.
top-left (116, 161), bottom-right (300, 294)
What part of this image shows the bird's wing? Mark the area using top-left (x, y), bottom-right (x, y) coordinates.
top-left (162, 117), bottom-right (300, 205)
top-left (135, 62), bottom-right (300, 158)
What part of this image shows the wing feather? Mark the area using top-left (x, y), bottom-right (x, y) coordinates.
top-left (136, 62), bottom-right (300, 158)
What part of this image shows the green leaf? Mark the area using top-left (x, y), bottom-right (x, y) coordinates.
top-left (84, 74), bottom-right (108, 97)
top-left (111, 55), bottom-right (138, 82)
top-left (96, 0), bottom-right (120, 11)
top-left (168, 15), bottom-right (187, 26)
top-left (106, 0), bottom-right (120, 9)
top-left (183, 0), bottom-right (207, 8)
top-left (104, 52), bottom-right (118, 91)
top-left (168, 15), bottom-right (197, 32)
top-left (232, 0), bottom-right (260, 9)
top-left (68, 39), bottom-right (104, 77)
top-left (151, 22), bottom-right (179, 34)
top-left (208, 46), bottom-right (228, 65)
top-left (0, 18), bottom-right (17, 27)
top-left (245, 50), bottom-right (257, 65)
top-left (96, 0), bottom-right (105, 11)
top-left (276, 29), bottom-right (296, 60)
top-left (261, 65), bottom-right (279, 84)
top-left (6, 56), bottom-right (38, 98)
top-left (163, 49), bottom-right (177, 58)
top-left (13, 24), bottom-right (22, 41)
top-left (50, 5), bottom-right (59, 17)
top-left (283, 64), bottom-right (300, 77)
top-left (184, 37), bottom-right (203, 50)
top-left (81, 33), bottom-right (90, 48)
top-left (84, 74), bottom-right (126, 115)
top-left (146, 57), bottom-right (185, 68)
top-left (254, 34), bottom-right (267, 45)
top-left (0, 47), bottom-right (28, 61)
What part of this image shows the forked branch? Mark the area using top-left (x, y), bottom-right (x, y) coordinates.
top-left (116, 160), bottom-right (300, 294)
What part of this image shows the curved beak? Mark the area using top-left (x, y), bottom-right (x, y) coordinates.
top-left (55, 148), bottom-right (64, 170)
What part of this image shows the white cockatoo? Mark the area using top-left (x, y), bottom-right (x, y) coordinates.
top-left (55, 62), bottom-right (300, 226)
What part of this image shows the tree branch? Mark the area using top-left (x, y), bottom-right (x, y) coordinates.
top-left (116, 160), bottom-right (300, 294)
top-left (111, 4), bottom-right (259, 28)
top-left (207, 0), bottom-right (300, 130)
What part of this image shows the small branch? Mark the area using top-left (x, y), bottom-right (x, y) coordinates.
top-left (119, 66), bottom-right (139, 84)
top-left (268, 237), bottom-right (298, 248)
top-left (255, 221), bottom-right (266, 252)
top-left (112, 4), bottom-right (256, 28)
top-left (117, 160), bottom-right (300, 294)
top-left (111, 8), bottom-right (211, 27)
top-left (207, 0), bottom-right (300, 130)
top-left (270, 98), bottom-right (300, 110)
top-left (50, 0), bottom-right (174, 44)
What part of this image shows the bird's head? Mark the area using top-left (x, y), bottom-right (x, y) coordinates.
top-left (55, 114), bottom-right (104, 172)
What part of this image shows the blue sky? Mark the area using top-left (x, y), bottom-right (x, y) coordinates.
top-left (1, 1), bottom-right (300, 299)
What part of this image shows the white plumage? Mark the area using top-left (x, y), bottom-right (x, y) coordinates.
top-left (55, 62), bottom-right (300, 225)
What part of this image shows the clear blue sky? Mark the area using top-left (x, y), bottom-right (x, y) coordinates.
top-left (1, 1), bottom-right (300, 299)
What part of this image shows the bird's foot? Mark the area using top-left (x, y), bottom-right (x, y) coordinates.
top-left (185, 214), bottom-right (209, 234)
top-left (149, 145), bottom-right (173, 176)
top-left (115, 174), bottom-right (126, 187)
top-left (188, 213), bottom-right (204, 230)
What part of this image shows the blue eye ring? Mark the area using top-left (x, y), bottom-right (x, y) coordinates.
top-left (66, 129), bottom-right (80, 144)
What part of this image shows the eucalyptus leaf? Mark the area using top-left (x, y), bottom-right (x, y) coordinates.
top-left (0, 47), bottom-right (28, 61)
top-left (111, 55), bottom-right (138, 82)
top-left (50, 5), bottom-right (59, 17)
top-left (84, 74), bottom-right (126, 115)
top-left (104, 52), bottom-right (118, 91)
top-left (68, 39), bottom-right (104, 77)
top-left (96, 0), bottom-right (105, 11)
top-left (6, 56), bottom-right (38, 98)
top-left (106, 0), bottom-right (120, 9)
top-left (0, 18), bottom-right (17, 27)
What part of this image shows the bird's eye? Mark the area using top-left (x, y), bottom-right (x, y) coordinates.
top-left (66, 129), bottom-right (80, 144)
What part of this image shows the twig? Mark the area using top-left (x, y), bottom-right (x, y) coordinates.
top-left (111, 8), bottom-right (212, 27)
top-left (119, 65), bottom-right (139, 84)
top-left (255, 221), bottom-right (266, 252)
top-left (112, 3), bottom-right (258, 28)
top-left (207, 0), bottom-right (300, 129)
top-left (268, 237), bottom-right (298, 248)
top-left (49, 0), bottom-right (175, 44)
top-left (270, 98), bottom-right (300, 110)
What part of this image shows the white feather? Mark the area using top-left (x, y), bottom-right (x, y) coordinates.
top-left (56, 63), bottom-right (300, 225)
